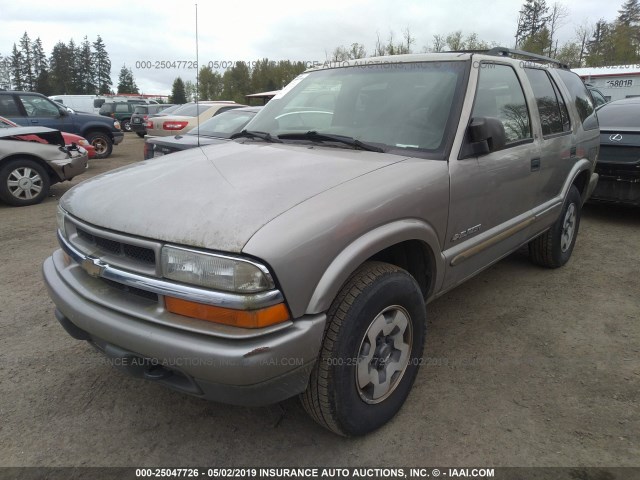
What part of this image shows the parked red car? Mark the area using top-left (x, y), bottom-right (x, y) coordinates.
top-left (0, 116), bottom-right (96, 159)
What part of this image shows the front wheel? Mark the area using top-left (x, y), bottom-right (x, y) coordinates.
top-left (0, 158), bottom-right (50, 206)
top-left (122, 119), bottom-right (132, 132)
top-left (301, 261), bottom-right (426, 436)
top-left (529, 185), bottom-right (582, 268)
top-left (136, 132), bottom-right (145, 138)
top-left (85, 132), bottom-right (113, 159)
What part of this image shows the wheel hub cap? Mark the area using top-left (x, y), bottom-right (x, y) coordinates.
top-left (8, 167), bottom-right (42, 200)
top-left (356, 306), bottom-right (413, 404)
top-left (561, 203), bottom-right (576, 252)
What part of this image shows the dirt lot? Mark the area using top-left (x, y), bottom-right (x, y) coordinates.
top-left (0, 134), bottom-right (638, 468)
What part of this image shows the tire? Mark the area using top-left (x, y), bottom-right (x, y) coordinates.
top-left (0, 158), bottom-right (50, 206)
top-left (122, 119), bottom-right (132, 132)
top-left (85, 132), bottom-right (113, 159)
top-left (136, 132), bottom-right (145, 138)
top-left (301, 261), bottom-right (426, 436)
top-left (529, 185), bottom-right (582, 268)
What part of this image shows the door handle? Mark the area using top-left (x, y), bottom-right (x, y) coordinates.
top-left (30, 119), bottom-right (39, 124)
top-left (530, 158), bottom-right (541, 172)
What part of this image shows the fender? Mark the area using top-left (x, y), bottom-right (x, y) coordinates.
top-left (305, 218), bottom-right (445, 315)
top-left (560, 158), bottom-right (595, 204)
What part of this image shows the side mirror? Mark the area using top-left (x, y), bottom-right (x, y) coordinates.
top-left (460, 117), bottom-right (506, 158)
top-left (58, 108), bottom-right (68, 117)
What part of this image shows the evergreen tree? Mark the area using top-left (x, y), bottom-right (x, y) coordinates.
top-left (198, 66), bottom-right (223, 100)
top-left (78, 36), bottom-right (95, 94)
top-left (618, 0), bottom-right (640, 26)
top-left (10, 44), bottom-right (23, 90)
top-left (67, 39), bottom-right (81, 94)
top-left (117, 65), bottom-right (139, 94)
top-left (0, 53), bottom-right (11, 89)
top-left (49, 41), bottom-right (73, 93)
top-left (19, 32), bottom-right (36, 90)
top-left (32, 38), bottom-right (47, 81)
top-left (92, 36), bottom-right (112, 94)
top-left (515, 0), bottom-right (551, 49)
top-left (170, 77), bottom-right (187, 103)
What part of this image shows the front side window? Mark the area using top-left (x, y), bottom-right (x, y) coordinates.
top-left (472, 64), bottom-right (532, 144)
top-left (245, 61), bottom-right (468, 157)
top-left (115, 104), bottom-right (130, 113)
top-left (524, 68), bottom-right (570, 136)
top-left (18, 95), bottom-right (60, 117)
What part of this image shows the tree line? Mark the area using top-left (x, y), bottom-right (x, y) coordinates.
top-left (169, 60), bottom-right (308, 104)
top-left (327, 0), bottom-right (640, 68)
top-left (2, 0), bottom-right (640, 101)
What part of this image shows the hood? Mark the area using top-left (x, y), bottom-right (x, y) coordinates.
top-left (0, 126), bottom-right (65, 147)
top-left (61, 142), bottom-right (407, 252)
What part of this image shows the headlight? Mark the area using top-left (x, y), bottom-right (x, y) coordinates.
top-left (56, 205), bottom-right (67, 237)
top-left (113, 120), bottom-right (121, 130)
top-left (161, 246), bottom-right (274, 293)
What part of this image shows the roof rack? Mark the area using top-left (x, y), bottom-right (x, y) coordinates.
top-left (486, 47), bottom-right (569, 69)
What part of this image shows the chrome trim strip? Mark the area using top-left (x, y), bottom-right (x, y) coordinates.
top-left (58, 231), bottom-right (284, 310)
top-left (450, 217), bottom-right (536, 267)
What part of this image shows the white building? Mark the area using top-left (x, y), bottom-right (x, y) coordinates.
top-left (572, 65), bottom-right (640, 102)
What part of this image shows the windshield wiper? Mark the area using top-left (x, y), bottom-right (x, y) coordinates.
top-left (230, 130), bottom-right (282, 143)
top-left (277, 131), bottom-right (384, 153)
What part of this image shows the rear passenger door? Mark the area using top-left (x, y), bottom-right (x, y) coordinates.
top-left (523, 67), bottom-right (573, 204)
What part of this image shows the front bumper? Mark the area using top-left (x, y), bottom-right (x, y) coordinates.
top-left (113, 132), bottom-right (124, 145)
top-left (591, 161), bottom-right (640, 206)
top-left (50, 151), bottom-right (88, 181)
top-left (43, 251), bottom-right (326, 406)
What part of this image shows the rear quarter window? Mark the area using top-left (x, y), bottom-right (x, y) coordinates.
top-left (555, 69), bottom-right (598, 130)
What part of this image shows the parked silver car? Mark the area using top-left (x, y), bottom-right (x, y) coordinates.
top-left (0, 127), bottom-right (88, 206)
top-left (44, 48), bottom-right (599, 436)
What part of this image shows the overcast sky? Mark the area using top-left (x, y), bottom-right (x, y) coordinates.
top-left (0, 0), bottom-right (619, 95)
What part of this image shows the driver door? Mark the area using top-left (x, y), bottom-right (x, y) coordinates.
top-left (17, 94), bottom-right (70, 131)
top-left (443, 62), bottom-right (542, 291)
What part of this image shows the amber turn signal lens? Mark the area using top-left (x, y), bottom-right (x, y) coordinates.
top-left (165, 297), bottom-right (290, 329)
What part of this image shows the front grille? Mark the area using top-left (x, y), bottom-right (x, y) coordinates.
top-left (102, 278), bottom-right (159, 302)
top-left (599, 146), bottom-right (640, 165)
top-left (76, 226), bottom-right (156, 266)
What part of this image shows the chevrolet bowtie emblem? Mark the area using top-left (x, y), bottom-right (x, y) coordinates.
top-left (81, 257), bottom-right (108, 278)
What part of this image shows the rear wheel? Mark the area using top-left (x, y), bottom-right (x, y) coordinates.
top-left (0, 158), bottom-right (50, 206)
top-left (301, 261), bottom-right (426, 436)
top-left (529, 185), bottom-right (582, 268)
top-left (85, 132), bottom-right (113, 159)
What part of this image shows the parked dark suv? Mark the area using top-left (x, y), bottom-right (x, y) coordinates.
top-left (99, 101), bottom-right (147, 132)
top-left (130, 104), bottom-right (175, 137)
top-left (0, 91), bottom-right (123, 159)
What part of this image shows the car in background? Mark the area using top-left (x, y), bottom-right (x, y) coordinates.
top-left (0, 126), bottom-right (87, 206)
top-left (1, 91), bottom-right (123, 159)
top-left (0, 116), bottom-right (96, 159)
top-left (99, 101), bottom-right (149, 132)
top-left (145, 101), bottom-right (244, 137)
top-left (143, 106), bottom-right (260, 159)
top-left (130, 104), bottom-right (175, 138)
top-left (590, 97), bottom-right (640, 206)
top-left (586, 84), bottom-right (608, 107)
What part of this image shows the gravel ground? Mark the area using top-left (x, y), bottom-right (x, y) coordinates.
top-left (0, 134), bottom-right (638, 468)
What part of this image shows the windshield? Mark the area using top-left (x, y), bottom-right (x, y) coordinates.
top-left (170, 103), bottom-right (213, 117)
top-left (186, 109), bottom-right (257, 138)
top-left (245, 61), bottom-right (467, 156)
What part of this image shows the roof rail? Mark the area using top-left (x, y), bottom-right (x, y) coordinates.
top-left (486, 47), bottom-right (569, 69)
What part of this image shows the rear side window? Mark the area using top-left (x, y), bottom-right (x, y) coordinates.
top-left (524, 68), bottom-right (570, 136)
top-left (555, 69), bottom-right (598, 130)
top-left (0, 95), bottom-right (21, 116)
top-left (472, 63), bottom-right (532, 144)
